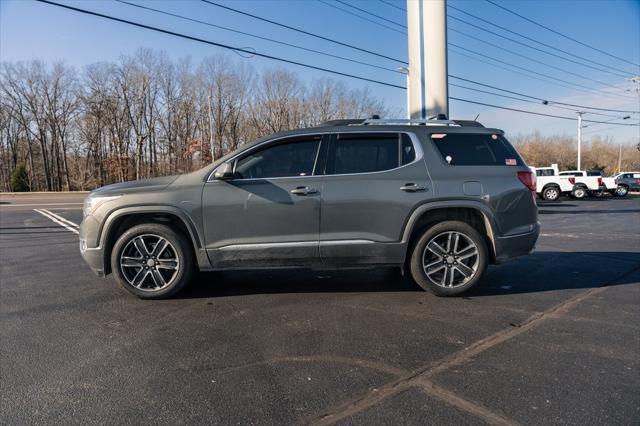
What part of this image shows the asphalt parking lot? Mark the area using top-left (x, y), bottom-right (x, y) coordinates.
top-left (1, 192), bottom-right (639, 425)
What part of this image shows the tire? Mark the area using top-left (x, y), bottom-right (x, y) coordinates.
top-left (542, 186), bottom-right (560, 201)
top-left (572, 186), bottom-right (587, 199)
top-left (111, 223), bottom-right (193, 299)
top-left (615, 185), bottom-right (628, 197)
top-left (409, 221), bottom-right (488, 296)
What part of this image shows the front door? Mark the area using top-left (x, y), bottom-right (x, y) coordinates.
top-left (202, 135), bottom-right (325, 269)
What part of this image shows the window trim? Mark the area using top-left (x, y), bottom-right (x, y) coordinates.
top-left (207, 131), bottom-right (424, 181)
top-left (324, 132), bottom-right (424, 177)
top-left (208, 134), bottom-right (325, 182)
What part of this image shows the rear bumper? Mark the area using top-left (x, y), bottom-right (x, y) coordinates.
top-left (494, 222), bottom-right (540, 263)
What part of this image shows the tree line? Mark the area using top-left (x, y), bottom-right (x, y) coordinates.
top-left (0, 49), bottom-right (389, 191)
top-left (1, 49), bottom-right (638, 192)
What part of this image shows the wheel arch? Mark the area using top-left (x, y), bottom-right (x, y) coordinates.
top-left (99, 206), bottom-right (203, 275)
top-left (400, 201), bottom-right (497, 265)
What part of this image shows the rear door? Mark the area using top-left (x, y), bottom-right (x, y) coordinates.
top-left (318, 132), bottom-right (432, 265)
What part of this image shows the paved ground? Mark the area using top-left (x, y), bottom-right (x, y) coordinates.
top-left (1, 192), bottom-right (638, 425)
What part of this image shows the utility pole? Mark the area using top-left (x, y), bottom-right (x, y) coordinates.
top-left (207, 95), bottom-right (216, 163)
top-left (407, 0), bottom-right (449, 119)
top-left (577, 111), bottom-right (583, 170)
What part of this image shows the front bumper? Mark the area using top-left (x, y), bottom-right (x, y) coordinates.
top-left (494, 222), bottom-right (540, 263)
top-left (79, 218), bottom-right (106, 277)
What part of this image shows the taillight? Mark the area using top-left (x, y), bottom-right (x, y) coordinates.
top-left (597, 177), bottom-right (603, 186)
top-left (635, 179), bottom-right (640, 185)
top-left (568, 177), bottom-right (576, 185)
top-left (517, 171), bottom-right (536, 192)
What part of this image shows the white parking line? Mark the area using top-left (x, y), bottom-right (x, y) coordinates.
top-left (41, 209), bottom-right (79, 229)
top-left (34, 209), bottom-right (79, 235)
top-left (1, 203), bottom-right (83, 207)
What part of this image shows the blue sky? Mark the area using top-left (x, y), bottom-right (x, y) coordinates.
top-left (1, 0), bottom-right (639, 142)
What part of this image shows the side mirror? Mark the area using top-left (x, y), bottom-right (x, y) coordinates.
top-left (213, 162), bottom-right (234, 180)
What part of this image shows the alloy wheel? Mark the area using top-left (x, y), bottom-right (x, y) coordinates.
top-left (119, 234), bottom-right (179, 291)
top-left (422, 231), bottom-right (479, 288)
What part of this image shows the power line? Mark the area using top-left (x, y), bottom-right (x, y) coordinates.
top-left (449, 83), bottom-right (627, 118)
top-left (449, 47), bottom-right (638, 106)
top-left (378, 0), bottom-right (405, 13)
top-left (449, 75), bottom-right (640, 114)
top-left (448, 4), bottom-right (636, 77)
top-left (200, 0), bottom-right (407, 64)
top-left (37, 0), bottom-right (405, 89)
top-left (316, 0), bottom-right (406, 35)
top-left (333, 0), bottom-right (406, 29)
top-left (449, 27), bottom-right (630, 93)
top-left (449, 42), bottom-right (633, 100)
top-left (116, 0), bottom-right (403, 75)
top-left (449, 97), bottom-right (639, 126)
top-left (447, 14), bottom-right (629, 80)
top-left (582, 123), bottom-right (640, 135)
top-left (485, 0), bottom-right (640, 68)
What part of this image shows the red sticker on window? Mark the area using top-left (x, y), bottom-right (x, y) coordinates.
top-left (505, 159), bottom-right (517, 166)
top-left (491, 134), bottom-right (498, 140)
top-left (431, 133), bottom-right (447, 139)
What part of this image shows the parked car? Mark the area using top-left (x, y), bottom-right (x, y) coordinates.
top-left (558, 170), bottom-right (602, 199)
top-left (530, 164), bottom-right (573, 201)
top-left (613, 171), bottom-right (640, 197)
top-left (79, 117), bottom-right (540, 299)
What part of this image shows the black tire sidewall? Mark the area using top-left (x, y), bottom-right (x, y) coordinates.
top-left (111, 223), bottom-right (193, 299)
top-left (409, 221), bottom-right (488, 296)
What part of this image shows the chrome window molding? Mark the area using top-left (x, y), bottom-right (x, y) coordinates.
top-left (206, 131), bottom-right (424, 182)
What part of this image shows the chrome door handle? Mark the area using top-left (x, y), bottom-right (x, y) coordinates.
top-left (400, 183), bottom-right (427, 192)
top-left (290, 186), bottom-right (318, 196)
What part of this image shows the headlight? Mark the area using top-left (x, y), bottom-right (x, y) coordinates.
top-left (83, 195), bottom-right (122, 217)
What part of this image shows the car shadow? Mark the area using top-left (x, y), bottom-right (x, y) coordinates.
top-left (174, 251), bottom-right (640, 300)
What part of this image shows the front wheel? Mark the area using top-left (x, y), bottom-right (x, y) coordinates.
top-left (111, 223), bottom-right (193, 299)
top-left (409, 221), bottom-right (488, 296)
top-left (615, 185), bottom-right (628, 197)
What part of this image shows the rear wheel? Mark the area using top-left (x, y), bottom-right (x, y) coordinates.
top-left (542, 186), bottom-right (560, 201)
top-left (111, 223), bottom-right (193, 299)
top-left (409, 221), bottom-right (488, 296)
top-left (572, 186), bottom-right (587, 199)
top-left (615, 185), bottom-right (628, 197)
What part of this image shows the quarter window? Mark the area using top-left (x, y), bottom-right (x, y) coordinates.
top-left (431, 133), bottom-right (523, 166)
top-left (233, 137), bottom-right (321, 179)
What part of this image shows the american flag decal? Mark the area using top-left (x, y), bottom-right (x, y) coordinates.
top-left (505, 159), bottom-right (517, 166)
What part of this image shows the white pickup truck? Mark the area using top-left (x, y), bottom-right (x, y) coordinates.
top-left (585, 170), bottom-right (618, 196)
top-left (558, 170), bottom-right (603, 199)
top-left (531, 164), bottom-right (574, 201)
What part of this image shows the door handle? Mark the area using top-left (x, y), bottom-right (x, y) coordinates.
top-left (290, 186), bottom-right (319, 196)
top-left (400, 183), bottom-right (427, 192)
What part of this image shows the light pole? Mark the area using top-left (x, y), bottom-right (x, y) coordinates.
top-left (577, 111), bottom-right (583, 170)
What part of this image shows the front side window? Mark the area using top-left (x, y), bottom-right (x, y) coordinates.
top-left (233, 137), bottom-right (320, 179)
top-left (326, 133), bottom-right (415, 175)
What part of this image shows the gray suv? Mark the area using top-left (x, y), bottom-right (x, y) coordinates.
top-left (79, 118), bottom-right (539, 299)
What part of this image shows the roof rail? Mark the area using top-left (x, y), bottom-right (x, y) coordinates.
top-left (358, 118), bottom-right (461, 126)
top-left (319, 117), bottom-right (485, 127)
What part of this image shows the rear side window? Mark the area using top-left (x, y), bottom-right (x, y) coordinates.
top-left (536, 169), bottom-right (555, 177)
top-left (326, 133), bottom-right (415, 175)
top-left (431, 133), bottom-right (523, 166)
